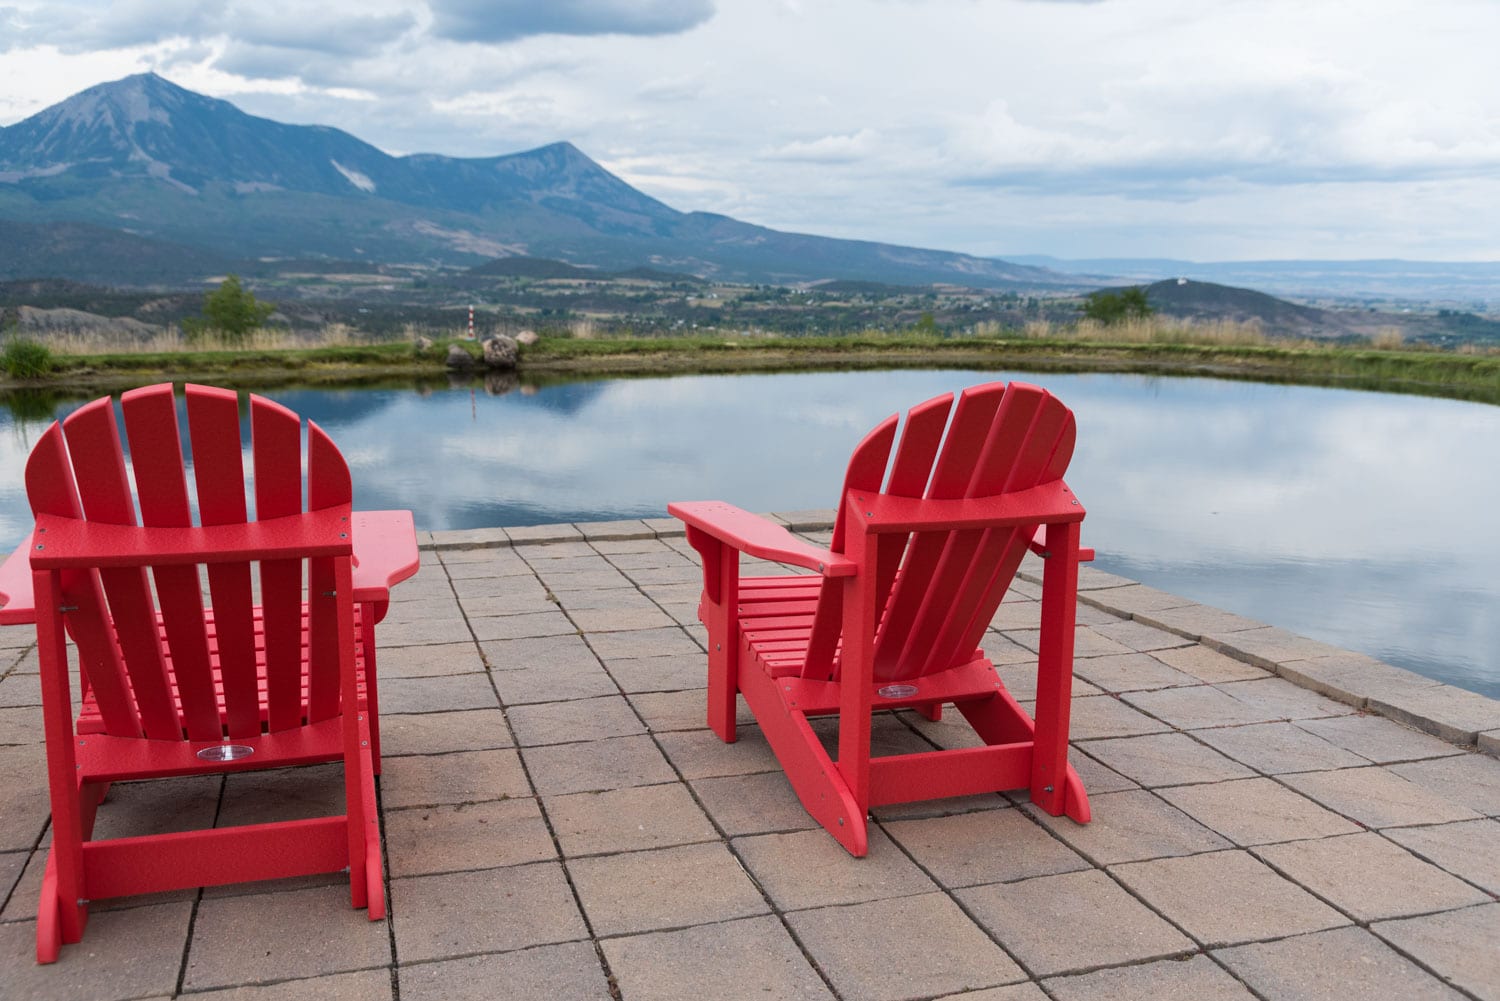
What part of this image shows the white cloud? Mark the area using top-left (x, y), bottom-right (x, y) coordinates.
top-left (2, 0), bottom-right (1499, 259)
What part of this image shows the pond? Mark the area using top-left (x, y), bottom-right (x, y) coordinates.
top-left (2, 369), bottom-right (1497, 699)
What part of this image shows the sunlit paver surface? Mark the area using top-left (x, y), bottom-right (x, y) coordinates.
top-left (1, 516), bottom-right (1496, 1001)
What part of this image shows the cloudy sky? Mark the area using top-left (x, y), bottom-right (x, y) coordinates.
top-left (2, 0), bottom-right (1498, 262)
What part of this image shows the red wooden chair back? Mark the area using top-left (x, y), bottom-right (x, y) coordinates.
top-left (24, 383), bottom-right (353, 742)
top-left (803, 381), bottom-right (1075, 682)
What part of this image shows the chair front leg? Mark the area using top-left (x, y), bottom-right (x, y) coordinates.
top-left (1030, 520), bottom-right (1080, 817)
top-left (685, 527), bottom-right (741, 743)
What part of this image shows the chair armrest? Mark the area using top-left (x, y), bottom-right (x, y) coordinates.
top-left (350, 510), bottom-right (420, 604)
top-left (0, 532), bottom-right (36, 625)
top-left (668, 501), bottom-right (856, 577)
top-left (30, 507), bottom-right (354, 570)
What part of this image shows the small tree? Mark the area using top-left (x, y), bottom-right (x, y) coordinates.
top-left (1082, 286), bottom-right (1153, 325)
top-left (195, 275), bottom-right (274, 344)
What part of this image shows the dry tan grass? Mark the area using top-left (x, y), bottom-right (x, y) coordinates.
top-left (1008, 316), bottom-right (1288, 347)
top-left (35, 324), bottom-right (371, 355)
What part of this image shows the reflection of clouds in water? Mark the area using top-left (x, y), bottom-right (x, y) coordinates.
top-left (2, 373), bottom-right (1497, 695)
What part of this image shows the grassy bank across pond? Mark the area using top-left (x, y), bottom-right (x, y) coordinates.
top-left (4, 330), bottom-right (1500, 406)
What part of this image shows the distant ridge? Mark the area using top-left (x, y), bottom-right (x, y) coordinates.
top-left (0, 74), bottom-right (1082, 290)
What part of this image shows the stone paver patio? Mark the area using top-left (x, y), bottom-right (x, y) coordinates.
top-left (1, 514), bottom-right (1497, 1000)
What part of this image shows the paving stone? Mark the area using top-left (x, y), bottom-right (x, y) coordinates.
top-left (1150, 643), bottom-right (1270, 683)
top-left (534, 568), bottom-right (637, 593)
top-left (625, 566), bottom-right (708, 587)
top-left (1128, 681), bottom-right (1302, 729)
top-left (506, 524), bottom-right (584, 544)
top-left (1390, 751), bottom-right (1500, 815)
top-left (587, 627), bottom-right (701, 661)
top-left (1078, 582), bottom-right (1194, 613)
top-left (378, 674), bottom-right (498, 714)
top-left (1296, 713), bottom-right (1464, 764)
top-left (1277, 653), bottom-right (1442, 708)
top-left (430, 527), bottom-right (511, 549)
top-left (1384, 819), bottom-right (1500, 894)
top-left (1044, 953), bottom-right (1257, 1001)
top-left (1370, 685), bottom-right (1500, 745)
top-left (960, 869), bottom-right (1192, 976)
top-left (217, 766), bottom-right (334, 829)
top-left (788, 892), bottom-right (1025, 1001)
top-left (1112, 849), bottom-right (1348, 946)
top-left (1068, 751), bottom-right (1140, 794)
top-left (0, 743), bottom-right (49, 853)
top-left (437, 547), bottom-right (528, 568)
top-left (379, 748), bottom-right (531, 809)
top-left (399, 941), bottom-right (610, 1001)
top-left (1159, 777), bottom-right (1362, 846)
top-left (990, 600), bottom-right (1041, 630)
top-left (184, 884), bottom-right (389, 991)
top-left (375, 642), bottom-right (486, 678)
top-left (641, 516), bottom-right (685, 538)
top-left (547, 782), bottom-right (718, 857)
top-left (1088, 619), bottom-right (1195, 653)
top-left (1219, 676), bottom-right (1355, 721)
top-left (555, 586), bottom-right (663, 612)
top-left (1372, 903), bottom-right (1500, 1001)
top-left (523, 734), bottom-right (676, 795)
top-left (380, 709), bottom-right (513, 756)
top-left (602, 654), bottom-right (709, 696)
top-left (573, 518), bottom-right (654, 541)
top-left (933, 985), bottom-right (1048, 1001)
top-left (603, 914), bottom-right (833, 1001)
top-left (571, 842), bottom-right (769, 936)
top-left (384, 797), bottom-right (556, 877)
top-left (1022, 788), bottom-right (1229, 865)
top-left (186, 968), bottom-right (393, 1000)
top-left (392, 861), bottom-right (587, 963)
top-left (629, 688), bottom-right (748, 733)
top-left (506, 695), bottom-right (646, 747)
top-left (380, 596), bottom-right (467, 622)
top-left (691, 770), bottom-right (820, 836)
top-left (1201, 625), bottom-right (1346, 672)
top-left (483, 635), bottom-right (619, 705)
top-left (1004, 626), bottom-right (1134, 659)
top-left (376, 617), bottom-right (474, 649)
top-left (1066, 693), bottom-right (1172, 740)
top-left (1073, 652), bottom-right (1200, 693)
top-left (467, 610), bottom-right (577, 642)
top-left (0, 901), bottom-right (191, 999)
top-left (567, 605), bottom-right (676, 632)
top-left (1480, 729), bottom-right (1500, 756)
top-left (884, 807), bottom-right (1090, 888)
top-left (657, 726), bottom-right (781, 779)
top-left (450, 574), bottom-right (550, 600)
top-left (734, 827), bottom-right (937, 911)
top-left (1080, 732), bottom-right (1255, 787)
top-left (1216, 925), bottom-right (1465, 1001)
top-left (1135, 604), bottom-right (1265, 640)
top-left (1281, 766), bottom-right (1482, 828)
top-left (0, 674), bottom-right (40, 707)
top-left (1256, 832), bottom-right (1489, 921)
top-left (0, 850), bottom-right (24, 906)
top-left (1192, 720), bottom-right (1370, 774)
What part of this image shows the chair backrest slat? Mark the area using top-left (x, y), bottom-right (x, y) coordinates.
top-left (802, 414), bottom-right (898, 680)
top-left (121, 385), bottom-right (220, 741)
top-left (186, 386), bottom-right (261, 738)
top-left (251, 395), bottom-right (307, 732)
top-left (811, 382), bottom-right (1079, 686)
top-left (25, 424), bottom-right (142, 738)
top-left (871, 383), bottom-right (1007, 679)
top-left (62, 398), bottom-right (181, 739)
top-left (305, 420), bottom-right (352, 721)
top-left (917, 388), bottom-right (1073, 675)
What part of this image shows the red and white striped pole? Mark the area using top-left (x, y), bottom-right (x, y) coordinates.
top-left (468, 304), bottom-right (475, 340)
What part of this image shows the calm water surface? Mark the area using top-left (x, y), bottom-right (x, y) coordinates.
top-left (2, 370), bottom-right (1496, 698)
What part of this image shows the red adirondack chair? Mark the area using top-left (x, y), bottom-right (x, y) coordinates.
top-left (669, 381), bottom-right (1094, 856)
top-left (0, 383), bottom-right (418, 963)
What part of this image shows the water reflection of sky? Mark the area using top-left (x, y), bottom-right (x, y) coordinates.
top-left (2, 371), bottom-right (1496, 698)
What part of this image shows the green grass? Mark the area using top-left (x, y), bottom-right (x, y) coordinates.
top-left (5, 328), bottom-right (1499, 406)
